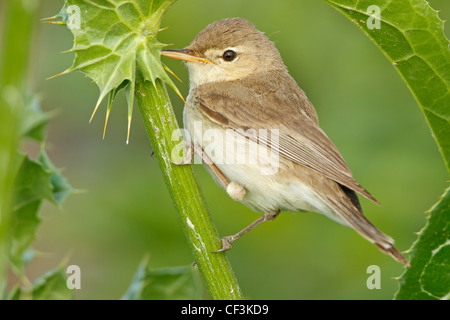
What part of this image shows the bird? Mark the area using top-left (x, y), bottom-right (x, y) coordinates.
top-left (161, 17), bottom-right (409, 266)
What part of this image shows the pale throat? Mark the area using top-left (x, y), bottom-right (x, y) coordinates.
top-left (186, 61), bottom-right (243, 89)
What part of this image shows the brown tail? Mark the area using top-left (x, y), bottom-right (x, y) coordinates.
top-left (325, 185), bottom-right (409, 266)
top-left (375, 243), bottom-right (410, 266)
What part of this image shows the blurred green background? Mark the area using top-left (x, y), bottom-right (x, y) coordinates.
top-left (6, 0), bottom-right (449, 299)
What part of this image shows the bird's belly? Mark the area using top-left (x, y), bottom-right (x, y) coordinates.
top-left (184, 106), bottom-right (335, 216)
top-left (218, 161), bottom-right (325, 214)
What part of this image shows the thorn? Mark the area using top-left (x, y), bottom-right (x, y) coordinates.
top-left (41, 19), bottom-right (67, 26)
top-left (46, 69), bottom-right (69, 80)
top-left (90, 97), bottom-right (103, 123)
top-left (164, 64), bottom-right (182, 82)
top-left (40, 16), bottom-right (56, 21)
top-left (103, 92), bottom-right (115, 139)
top-left (126, 118), bottom-right (131, 145)
top-left (152, 79), bottom-right (158, 91)
top-left (103, 107), bottom-right (112, 139)
top-left (126, 90), bottom-right (133, 145)
top-left (159, 26), bottom-right (169, 32)
top-left (171, 85), bottom-right (186, 104)
top-left (126, 83), bottom-right (134, 145)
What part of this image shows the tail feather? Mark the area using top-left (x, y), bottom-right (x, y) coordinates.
top-left (325, 185), bottom-right (409, 266)
top-left (376, 243), bottom-right (410, 266)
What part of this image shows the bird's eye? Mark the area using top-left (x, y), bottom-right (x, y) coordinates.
top-left (222, 50), bottom-right (237, 62)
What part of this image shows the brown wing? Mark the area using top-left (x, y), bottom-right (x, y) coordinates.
top-left (193, 75), bottom-right (379, 204)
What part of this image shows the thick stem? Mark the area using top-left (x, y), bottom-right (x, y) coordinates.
top-left (136, 79), bottom-right (243, 300)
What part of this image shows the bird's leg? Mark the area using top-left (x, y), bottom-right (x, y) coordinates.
top-left (193, 144), bottom-right (247, 200)
top-left (192, 143), bottom-right (230, 190)
top-left (172, 140), bottom-right (229, 187)
top-left (172, 141), bottom-right (246, 200)
top-left (212, 210), bottom-right (281, 253)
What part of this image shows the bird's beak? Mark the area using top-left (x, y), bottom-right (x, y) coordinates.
top-left (161, 49), bottom-right (215, 64)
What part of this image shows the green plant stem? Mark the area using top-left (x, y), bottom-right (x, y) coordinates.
top-left (0, 0), bottom-right (38, 292)
top-left (135, 79), bottom-right (243, 300)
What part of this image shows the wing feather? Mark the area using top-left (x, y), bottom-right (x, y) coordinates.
top-left (193, 75), bottom-right (379, 204)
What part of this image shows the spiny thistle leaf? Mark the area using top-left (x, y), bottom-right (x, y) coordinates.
top-left (324, 0), bottom-right (450, 172)
top-left (49, 0), bottom-right (182, 143)
top-left (9, 148), bottom-right (74, 273)
top-left (394, 188), bottom-right (450, 300)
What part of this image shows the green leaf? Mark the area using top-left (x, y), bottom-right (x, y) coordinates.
top-left (1, 0), bottom-right (75, 297)
top-left (324, 0), bottom-right (450, 172)
top-left (9, 152), bottom-right (51, 271)
top-left (123, 259), bottom-right (203, 300)
top-left (38, 149), bottom-right (74, 206)
top-left (51, 0), bottom-right (182, 143)
top-left (9, 200), bottom-right (42, 271)
top-left (9, 149), bottom-right (74, 271)
top-left (12, 153), bottom-right (53, 209)
top-left (31, 268), bottom-right (74, 300)
top-left (395, 188), bottom-right (450, 300)
top-left (13, 148), bottom-right (74, 209)
top-left (19, 95), bottom-right (50, 142)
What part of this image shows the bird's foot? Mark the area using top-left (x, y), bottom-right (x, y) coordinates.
top-left (211, 236), bottom-right (235, 253)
